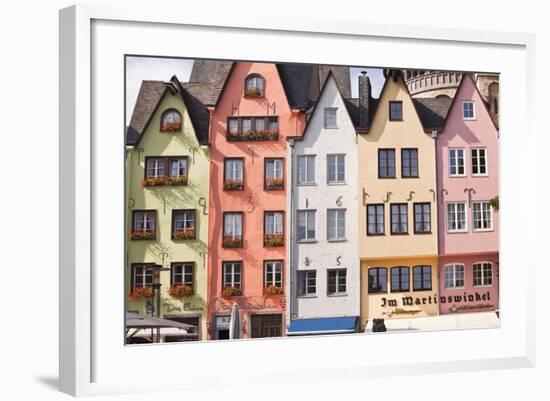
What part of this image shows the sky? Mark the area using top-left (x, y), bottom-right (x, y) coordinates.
top-left (125, 57), bottom-right (385, 124)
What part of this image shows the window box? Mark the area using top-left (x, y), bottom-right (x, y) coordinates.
top-left (128, 287), bottom-right (153, 299)
top-left (223, 179), bottom-right (243, 190)
top-left (160, 121), bottom-right (182, 132)
top-left (222, 287), bottom-right (242, 297)
top-left (167, 284), bottom-right (194, 298)
top-left (141, 175), bottom-right (188, 187)
top-left (265, 177), bottom-right (284, 190)
top-left (173, 228), bottom-right (196, 240)
top-left (222, 235), bottom-right (243, 248)
top-left (227, 130), bottom-right (279, 142)
top-left (264, 285), bottom-right (283, 295)
top-left (244, 87), bottom-right (263, 97)
top-left (264, 233), bottom-right (284, 247)
top-left (131, 230), bottom-right (155, 240)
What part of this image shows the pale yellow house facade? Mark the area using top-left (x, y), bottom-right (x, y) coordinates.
top-left (358, 71), bottom-right (439, 329)
top-left (125, 77), bottom-right (210, 341)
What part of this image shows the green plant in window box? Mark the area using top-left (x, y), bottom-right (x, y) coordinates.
top-left (168, 176), bottom-right (188, 186)
top-left (244, 87), bottom-right (262, 97)
top-left (264, 233), bottom-right (284, 247)
top-left (129, 287), bottom-right (153, 299)
top-left (222, 287), bottom-right (242, 297)
top-left (131, 230), bottom-right (155, 240)
top-left (266, 178), bottom-right (284, 189)
top-left (489, 196), bottom-right (499, 210)
top-left (264, 285), bottom-right (283, 295)
top-left (223, 179), bottom-right (243, 190)
top-left (222, 235), bottom-right (243, 248)
top-left (167, 284), bottom-right (194, 298)
top-left (173, 229), bottom-right (195, 240)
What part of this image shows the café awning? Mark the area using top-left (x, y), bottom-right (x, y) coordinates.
top-left (287, 316), bottom-right (359, 336)
top-left (125, 312), bottom-right (196, 330)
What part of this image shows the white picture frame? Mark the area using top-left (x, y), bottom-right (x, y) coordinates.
top-left (59, 4), bottom-right (536, 397)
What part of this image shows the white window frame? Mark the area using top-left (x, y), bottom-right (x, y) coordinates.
top-left (172, 263), bottom-right (194, 286)
top-left (446, 202), bottom-right (468, 233)
top-left (169, 158), bottom-right (188, 178)
top-left (448, 148), bottom-right (466, 177)
top-left (223, 213), bottom-right (243, 238)
top-left (296, 210), bottom-right (316, 242)
top-left (472, 201), bottom-right (493, 232)
top-left (265, 211), bottom-right (284, 235)
top-left (265, 158), bottom-right (283, 180)
top-left (462, 101), bottom-right (476, 120)
top-left (327, 268), bottom-right (347, 295)
top-left (222, 262), bottom-right (242, 289)
top-left (444, 264), bottom-right (465, 289)
top-left (324, 107), bottom-right (338, 128)
top-left (298, 270), bottom-right (317, 296)
top-left (471, 147), bottom-right (488, 176)
top-left (146, 158), bottom-right (165, 178)
top-left (173, 210), bottom-right (195, 231)
top-left (134, 211), bottom-right (156, 232)
top-left (327, 154), bottom-right (346, 184)
top-left (473, 261), bottom-right (493, 288)
top-left (297, 154), bottom-right (316, 185)
top-left (327, 208), bottom-right (346, 241)
top-left (225, 159), bottom-right (243, 181)
top-left (133, 265), bottom-right (154, 288)
top-left (264, 261), bottom-right (283, 287)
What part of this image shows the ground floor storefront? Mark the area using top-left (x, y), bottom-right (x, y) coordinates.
top-left (438, 253), bottom-right (499, 314)
top-left (208, 295), bottom-right (286, 339)
top-left (360, 256), bottom-right (439, 331)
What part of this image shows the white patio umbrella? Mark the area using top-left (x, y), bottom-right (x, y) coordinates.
top-left (229, 302), bottom-right (240, 340)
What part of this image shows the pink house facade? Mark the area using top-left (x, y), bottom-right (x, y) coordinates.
top-left (436, 74), bottom-right (500, 314)
top-left (207, 62), bottom-right (307, 339)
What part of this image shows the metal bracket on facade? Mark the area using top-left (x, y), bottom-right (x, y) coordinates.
top-left (128, 198), bottom-right (135, 210)
top-left (248, 146), bottom-right (255, 164)
top-left (231, 103), bottom-right (239, 116)
top-left (362, 188), bottom-right (369, 205)
top-left (305, 198), bottom-right (309, 209)
top-left (304, 257), bottom-right (311, 266)
top-left (160, 252), bottom-right (169, 267)
top-left (336, 256), bottom-right (342, 266)
top-left (162, 196), bottom-right (166, 214)
top-left (464, 187), bottom-right (476, 206)
top-left (406, 191), bottom-right (415, 201)
top-left (188, 146), bottom-right (198, 164)
top-left (247, 195), bottom-right (255, 213)
top-left (137, 147), bottom-right (144, 163)
top-left (429, 189), bottom-right (436, 202)
top-left (198, 197), bottom-right (208, 215)
top-left (199, 252), bottom-right (207, 270)
top-left (440, 189), bottom-right (448, 204)
top-left (336, 196), bottom-right (343, 207)
top-left (267, 101), bottom-right (276, 115)
top-left (383, 191), bottom-right (393, 203)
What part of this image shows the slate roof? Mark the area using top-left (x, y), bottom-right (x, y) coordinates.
top-left (276, 63), bottom-right (316, 110)
top-left (126, 78), bottom-right (211, 146)
top-left (413, 97), bottom-right (453, 130)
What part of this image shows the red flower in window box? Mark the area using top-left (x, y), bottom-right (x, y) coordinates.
top-left (264, 285), bottom-right (283, 295)
top-left (131, 230), bottom-right (155, 240)
top-left (223, 179), bottom-right (243, 190)
top-left (129, 287), bottom-right (153, 299)
top-left (265, 178), bottom-right (284, 190)
top-left (244, 87), bottom-right (262, 97)
top-left (141, 177), bottom-right (169, 187)
top-left (167, 284), bottom-right (194, 298)
top-left (226, 130), bottom-right (279, 142)
top-left (160, 122), bottom-right (182, 132)
top-left (263, 233), bottom-right (284, 247)
top-left (222, 287), bottom-right (242, 297)
top-left (168, 176), bottom-right (188, 186)
top-left (222, 235), bottom-right (243, 248)
top-left (173, 228), bottom-right (196, 240)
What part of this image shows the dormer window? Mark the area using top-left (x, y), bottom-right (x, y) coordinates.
top-left (244, 74), bottom-right (265, 98)
top-left (160, 109), bottom-right (182, 132)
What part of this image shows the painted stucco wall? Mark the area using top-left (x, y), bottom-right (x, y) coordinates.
top-left (360, 256), bottom-right (439, 329)
top-left (287, 76), bottom-right (360, 321)
top-left (125, 90), bottom-right (209, 338)
top-left (438, 253), bottom-right (499, 314)
top-left (207, 62), bottom-right (306, 338)
top-left (358, 74), bottom-right (439, 259)
top-left (436, 74), bottom-right (499, 256)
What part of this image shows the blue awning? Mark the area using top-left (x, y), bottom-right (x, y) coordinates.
top-left (287, 316), bottom-right (359, 336)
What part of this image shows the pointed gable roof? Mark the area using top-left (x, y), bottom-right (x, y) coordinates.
top-left (440, 73), bottom-right (499, 134)
top-left (126, 75), bottom-right (210, 146)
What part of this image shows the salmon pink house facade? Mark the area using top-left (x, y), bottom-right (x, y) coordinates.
top-left (436, 74), bottom-right (499, 314)
top-left (207, 62), bottom-right (307, 339)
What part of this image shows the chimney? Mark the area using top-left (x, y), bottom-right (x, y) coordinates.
top-left (358, 71), bottom-right (371, 129)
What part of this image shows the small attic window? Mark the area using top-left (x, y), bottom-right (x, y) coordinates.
top-left (160, 109), bottom-right (182, 132)
top-left (244, 74), bottom-right (265, 98)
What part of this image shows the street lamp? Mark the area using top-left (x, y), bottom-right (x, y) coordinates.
top-left (144, 264), bottom-right (170, 342)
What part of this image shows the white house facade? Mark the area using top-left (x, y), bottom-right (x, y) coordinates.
top-left (286, 74), bottom-right (360, 335)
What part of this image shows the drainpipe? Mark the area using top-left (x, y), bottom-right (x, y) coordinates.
top-left (288, 138), bottom-right (295, 321)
